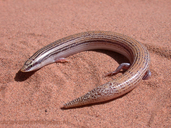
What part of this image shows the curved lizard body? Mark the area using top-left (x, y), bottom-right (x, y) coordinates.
top-left (21, 31), bottom-right (151, 108)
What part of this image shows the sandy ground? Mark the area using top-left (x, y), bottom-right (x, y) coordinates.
top-left (0, 0), bottom-right (171, 127)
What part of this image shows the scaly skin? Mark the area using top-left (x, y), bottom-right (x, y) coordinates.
top-left (21, 31), bottom-right (151, 109)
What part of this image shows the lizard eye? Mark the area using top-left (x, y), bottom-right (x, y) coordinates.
top-left (30, 61), bottom-right (39, 68)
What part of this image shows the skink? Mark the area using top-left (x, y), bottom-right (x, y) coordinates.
top-left (21, 31), bottom-right (151, 109)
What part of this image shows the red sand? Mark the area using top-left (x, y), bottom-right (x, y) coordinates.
top-left (0, 0), bottom-right (171, 127)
